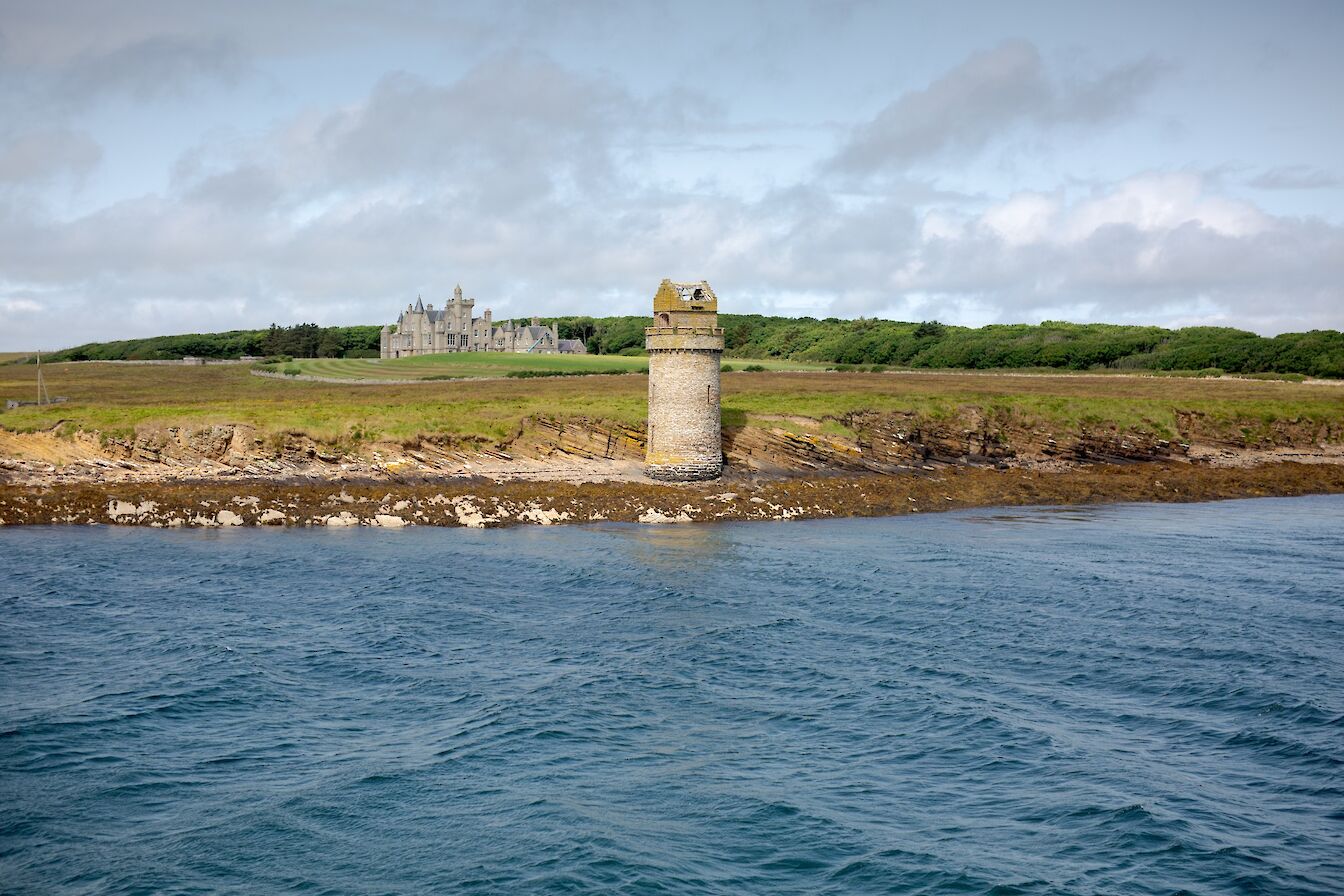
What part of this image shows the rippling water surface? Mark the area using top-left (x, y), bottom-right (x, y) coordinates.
top-left (3, 496), bottom-right (1343, 894)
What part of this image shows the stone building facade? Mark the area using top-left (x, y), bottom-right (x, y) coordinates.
top-left (379, 285), bottom-right (585, 359)
top-left (644, 279), bottom-right (724, 481)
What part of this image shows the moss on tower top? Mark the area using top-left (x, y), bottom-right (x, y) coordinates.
top-left (653, 279), bottom-right (718, 314)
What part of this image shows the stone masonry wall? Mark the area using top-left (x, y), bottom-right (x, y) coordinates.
top-left (646, 348), bottom-right (722, 479)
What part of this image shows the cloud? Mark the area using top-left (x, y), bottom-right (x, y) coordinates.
top-left (874, 173), bottom-right (1344, 331)
top-left (0, 47), bottom-right (1338, 351)
top-left (828, 40), bottom-right (1167, 175)
top-left (53, 34), bottom-right (247, 105)
top-left (0, 51), bottom-right (728, 347)
top-left (0, 128), bottom-right (102, 183)
top-left (1247, 164), bottom-right (1340, 190)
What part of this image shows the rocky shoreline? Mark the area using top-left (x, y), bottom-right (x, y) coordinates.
top-left (3, 407), bottom-right (1342, 527)
top-left (2, 461), bottom-right (1342, 528)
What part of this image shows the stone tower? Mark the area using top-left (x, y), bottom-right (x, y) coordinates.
top-left (644, 279), bottom-right (725, 481)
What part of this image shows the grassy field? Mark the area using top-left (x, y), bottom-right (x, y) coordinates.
top-left (283, 353), bottom-right (824, 380)
top-left (1, 360), bottom-right (1341, 446)
top-left (0, 352), bottom-right (33, 365)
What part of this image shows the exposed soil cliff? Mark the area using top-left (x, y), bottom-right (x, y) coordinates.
top-left (3, 406), bottom-right (1342, 527)
top-left (3, 407), bottom-right (1340, 488)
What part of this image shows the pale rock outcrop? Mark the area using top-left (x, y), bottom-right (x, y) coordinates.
top-left (638, 508), bottom-right (694, 524)
top-left (108, 500), bottom-right (157, 520)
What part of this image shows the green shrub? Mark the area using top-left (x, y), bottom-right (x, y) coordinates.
top-left (720, 364), bottom-right (735, 372)
top-left (505, 369), bottom-right (633, 379)
top-left (282, 365), bottom-right (301, 376)
top-left (1242, 371), bottom-right (1307, 382)
top-left (743, 364), bottom-right (767, 372)
top-left (36, 314), bottom-right (1344, 377)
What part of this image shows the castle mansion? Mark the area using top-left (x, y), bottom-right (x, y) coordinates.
top-left (379, 285), bottom-right (586, 359)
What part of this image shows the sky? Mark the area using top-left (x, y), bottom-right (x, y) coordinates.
top-left (1, 0), bottom-right (1342, 350)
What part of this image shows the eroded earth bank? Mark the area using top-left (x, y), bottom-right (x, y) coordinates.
top-left (3, 407), bottom-right (1343, 526)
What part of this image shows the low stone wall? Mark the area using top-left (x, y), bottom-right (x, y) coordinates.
top-left (249, 369), bottom-right (647, 386)
top-left (249, 369), bottom-right (435, 385)
top-left (63, 359), bottom-right (255, 366)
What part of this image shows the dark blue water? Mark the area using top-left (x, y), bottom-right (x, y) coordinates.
top-left (3, 497), bottom-right (1343, 895)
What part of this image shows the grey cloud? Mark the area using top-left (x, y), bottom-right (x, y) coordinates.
top-left (1053, 56), bottom-right (1172, 123)
top-left (4, 172), bottom-right (1341, 349)
top-left (183, 164), bottom-right (283, 210)
top-left (0, 45), bottom-right (1337, 350)
top-left (866, 213), bottom-right (1344, 333)
top-left (1247, 165), bottom-right (1339, 190)
top-left (828, 40), bottom-right (1166, 175)
top-left (54, 34), bottom-right (248, 105)
top-left (171, 51), bottom-right (720, 217)
top-left (0, 128), bottom-right (101, 183)
top-left (313, 54), bottom-right (632, 201)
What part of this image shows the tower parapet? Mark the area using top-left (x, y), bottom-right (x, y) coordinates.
top-left (644, 279), bottom-right (724, 481)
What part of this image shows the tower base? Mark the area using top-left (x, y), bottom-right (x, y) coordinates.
top-left (644, 461), bottom-right (723, 482)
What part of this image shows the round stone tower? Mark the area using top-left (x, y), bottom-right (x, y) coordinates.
top-left (644, 279), bottom-right (725, 481)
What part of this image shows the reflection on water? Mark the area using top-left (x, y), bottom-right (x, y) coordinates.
top-left (960, 504), bottom-right (1112, 525)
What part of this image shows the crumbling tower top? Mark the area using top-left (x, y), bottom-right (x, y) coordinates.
top-left (653, 279), bottom-right (717, 314)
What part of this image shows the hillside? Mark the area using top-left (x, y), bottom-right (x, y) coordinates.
top-left (29, 317), bottom-right (1344, 378)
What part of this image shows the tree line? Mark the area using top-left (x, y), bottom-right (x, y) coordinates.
top-left (38, 316), bottom-right (1344, 378)
top-left (551, 315), bottom-right (1344, 378)
top-left (45, 324), bottom-right (384, 363)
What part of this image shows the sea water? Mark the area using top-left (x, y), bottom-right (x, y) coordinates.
top-left (2, 496), bottom-right (1342, 894)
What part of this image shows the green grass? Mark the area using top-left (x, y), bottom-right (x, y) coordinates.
top-left (2, 362), bottom-right (1340, 449)
top-left (284, 353), bottom-right (826, 380)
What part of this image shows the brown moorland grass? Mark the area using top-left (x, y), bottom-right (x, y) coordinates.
top-left (1, 362), bottom-right (1341, 446)
top-left (290, 352), bottom-right (822, 379)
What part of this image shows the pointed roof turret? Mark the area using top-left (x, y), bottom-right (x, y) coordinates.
top-left (454, 284), bottom-right (463, 302)
top-left (414, 294), bottom-right (424, 313)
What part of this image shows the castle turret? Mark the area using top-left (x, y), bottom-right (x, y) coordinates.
top-left (644, 279), bottom-right (724, 481)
